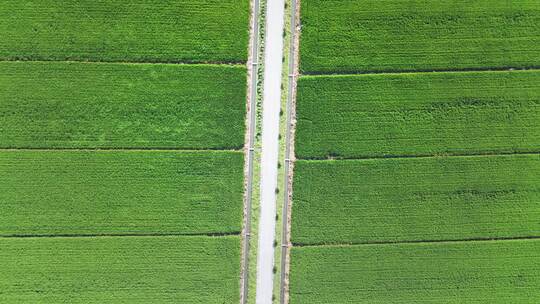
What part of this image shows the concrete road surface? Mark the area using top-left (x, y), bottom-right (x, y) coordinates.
top-left (255, 0), bottom-right (285, 303)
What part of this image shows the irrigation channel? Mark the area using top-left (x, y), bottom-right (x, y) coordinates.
top-left (256, 0), bottom-right (285, 303)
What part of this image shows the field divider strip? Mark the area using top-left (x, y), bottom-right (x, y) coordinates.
top-left (240, 0), bottom-right (262, 302)
top-left (0, 231), bottom-right (241, 239)
top-left (297, 151), bottom-right (540, 162)
top-left (0, 59), bottom-right (247, 67)
top-left (300, 66), bottom-right (540, 77)
top-left (280, 0), bottom-right (300, 303)
top-left (0, 147), bottom-right (243, 153)
top-left (292, 235), bottom-right (540, 248)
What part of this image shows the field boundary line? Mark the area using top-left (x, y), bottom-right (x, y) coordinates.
top-left (280, 0), bottom-right (300, 303)
top-left (297, 151), bottom-right (540, 162)
top-left (0, 147), bottom-right (243, 153)
top-left (292, 235), bottom-right (540, 248)
top-left (0, 231), bottom-right (241, 239)
top-left (241, 0), bottom-right (261, 302)
top-left (0, 59), bottom-right (247, 67)
top-left (300, 66), bottom-right (540, 77)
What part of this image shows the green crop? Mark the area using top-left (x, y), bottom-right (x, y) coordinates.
top-left (0, 235), bottom-right (241, 303)
top-left (0, 0), bottom-right (250, 302)
top-left (0, 150), bottom-right (244, 236)
top-left (0, 0), bottom-right (249, 63)
top-left (296, 70), bottom-right (540, 159)
top-left (293, 154), bottom-right (540, 245)
top-left (291, 1), bottom-right (540, 303)
top-left (290, 239), bottom-right (540, 304)
top-left (300, 0), bottom-right (540, 74)
top-left (0, 61), bottom-right (246, 149)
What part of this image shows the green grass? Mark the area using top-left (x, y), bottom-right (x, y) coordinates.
top-left (295, 70), bottom-right (540, 159)
top-left (292, 154), bottom-right (540, 245)
top-left (0, 150), bottom-right (244, 236)
top-left (300, 0), bottom-right (540, 74)
top-left (289, 239), bottom-right (540, 304)
top-left (0, 235), bottom-right (240, 303)
top-left (0, 0), bottom-right (249, 63)
top-left (0, 61), bottom-right (246, 149)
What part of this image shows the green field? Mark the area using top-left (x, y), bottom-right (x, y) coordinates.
top-left (0, 61), bottom-right (246, 149)
top-left (0, 235), bottom-right (240, 303)
top-left (0, 150), bottom-right (244, 236)
top-left (292, 154), bottom-right (540, 245)
top-left (295, 70), bottom-right (540, 159)
top-left (0, 0), bottom-right (251, 302)
top-left (300, 0), bottom-right (540, 74)
top-left (0, 0), bottom-right (249, 63)
top-left (289, 239), bottom-right (540, 304)
top-left (290, 0), bottom-right (540, 302)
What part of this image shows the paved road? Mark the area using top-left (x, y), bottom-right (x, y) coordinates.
top-left (280, 0), bottom-right (298, 302)
top-left (256, 0), bottom-right (285, 303)
top-left (242, 0), bottom-right (261, 303)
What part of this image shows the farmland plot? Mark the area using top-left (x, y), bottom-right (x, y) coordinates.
top-left (0, 150), bottom-right (244, 236)
top-left (289, 0), bottom-right (540, 303)
top-left (0, 235), bottom-right (241, 304)
top-left (0, 61), bottom-right (246, 149)
top-left (289, 239), bottom-right (540, 304)
top-left (295, 70), bottom-right (540, 159)
top-left (292, 154), bottom-right (540, 245)
top-left (300, 0), bottom-right (540, 74)
top-left (0, 0), bottom-right (249, 63)
top-left (0, 0), bottom-right (251, 302)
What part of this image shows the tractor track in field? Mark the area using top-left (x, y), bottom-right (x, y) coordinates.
top-left (295, 151), bottom-right (540, 162)
top-left (300, 66), bottom-right (540, 76)
top-left (291, 235), bottom-right (540, 248)
top-left (0, 147), bottom-right (243, 152)
top-left (0, 232), bottom-right (240, 239)
top-left (0, 59), bottom-right (247, 66)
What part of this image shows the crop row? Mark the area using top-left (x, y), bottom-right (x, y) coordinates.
top-left (292, 154), bottom-right (540, 245)
top-left (0, 0), bottom-right (249, 63)
top-left (0, 235), bottom-right (241, 303)
top-left (300, 0), bottom-right (540, 74)
top-left (0, 150), bottom-right (244, 236)
top-left (295, 70), bottom-right (540, 159)
top-left (0, 61), bottom-right (247, 150)
top-left (290, 239), bottom-right (540, 304)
